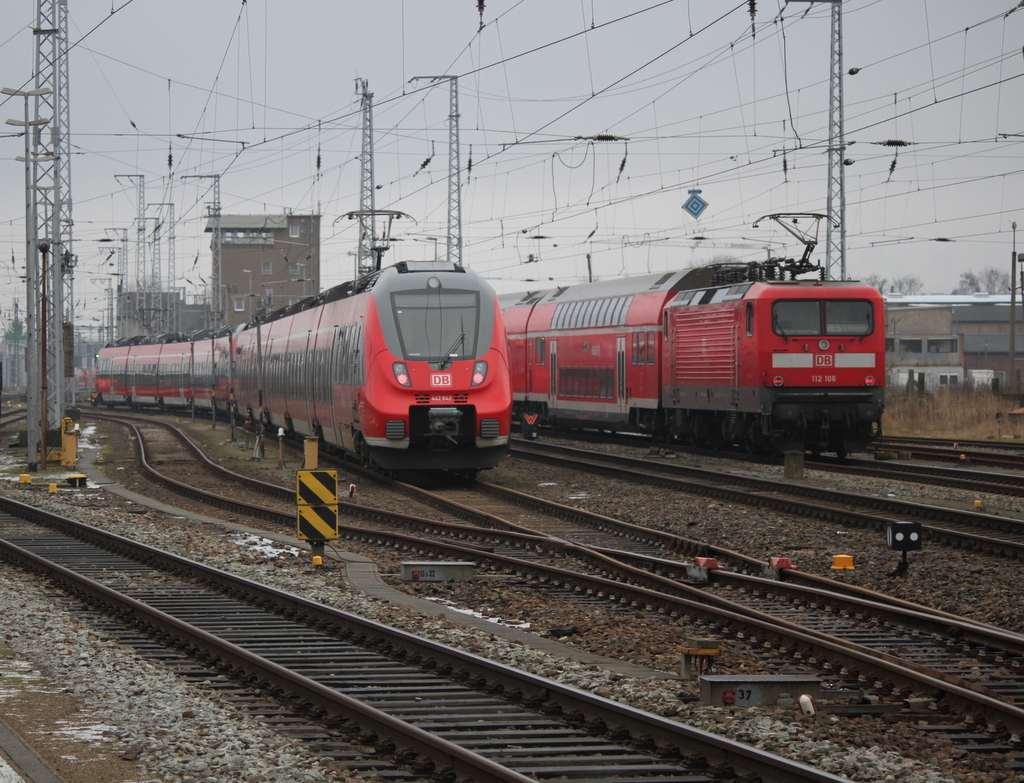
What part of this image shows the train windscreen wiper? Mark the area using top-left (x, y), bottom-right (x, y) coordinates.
top-left (438, 323), bottom-right (466, 370)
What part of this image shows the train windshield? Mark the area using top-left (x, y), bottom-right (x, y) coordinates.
top-left (391, 289), bottom-right (480, 362)
top-left (772, 299), bottom-right (873, 337)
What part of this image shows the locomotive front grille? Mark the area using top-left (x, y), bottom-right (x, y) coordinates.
top-left (414, 393), bottom-right (470, 404)
top-left (386, 420), bottom-right (407, 439)
top-left (480, 418), bottom-right (501, 438)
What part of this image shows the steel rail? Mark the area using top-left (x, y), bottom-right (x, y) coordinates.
top-left (511, 440), bottom-right (1024, 559)
top-left (81, 413), bottom-right (1024, 731)
top-left (0, 502), bottom-right (851, 783)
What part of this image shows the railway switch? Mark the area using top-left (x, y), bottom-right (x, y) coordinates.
top-left (686, 557), bottom-right (719, 582)
top-left (763, 556), bottom-right (796, 579)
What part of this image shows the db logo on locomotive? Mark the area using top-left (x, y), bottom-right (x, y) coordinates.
top-left (430, 373), bottom-right (452, 386)
top-left (814, 355), bottom-right (833, 367)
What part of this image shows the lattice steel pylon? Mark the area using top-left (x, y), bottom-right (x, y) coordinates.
top-left (150, 202), bottom-right (175, 332)
top-left (411, 76), bottom-right (462, 267)
top-left (825, 0), bottom-right (847, 280)
top-left (32, 0), bottom-right (73, 419)
top-left (356, 79), bottom-right (376, 280)
top-left (790, 0), bottom-right (846, 280)
top-left (182, 174), bottom-right (221, 326)
top-left (445, 76), bottom-right (462, 268)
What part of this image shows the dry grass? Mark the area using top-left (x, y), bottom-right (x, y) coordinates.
top-left (883, 389), bottom-right (1024, 440)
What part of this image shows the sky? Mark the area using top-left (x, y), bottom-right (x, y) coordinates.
top-left (1, 0), bottom-right (1023, 338)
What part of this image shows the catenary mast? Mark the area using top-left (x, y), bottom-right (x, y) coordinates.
top-left (32, 0), bottom-right (74, 424)
top-left (789, 0), bottom-right (846, 280)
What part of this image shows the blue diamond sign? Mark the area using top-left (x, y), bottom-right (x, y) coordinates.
top-left (683, 192), bottom-right (708, 219)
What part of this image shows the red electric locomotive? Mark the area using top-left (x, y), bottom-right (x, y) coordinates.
top-left (500, 261), bottom-right (885, 456)
top-left (95, 260), bottom-right (512, 475)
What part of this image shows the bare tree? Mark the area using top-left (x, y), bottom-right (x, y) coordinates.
top-left (890, 274), bottom-right (923, 295)
top-left (862, 274), bottom-right (888, 293)
top-left (980, 266), bottom-right (1010, 294)
top-left (953, 266), bottom-right (1008, 294)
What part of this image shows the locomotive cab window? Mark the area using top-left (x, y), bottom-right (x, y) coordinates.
top-left (825, 300), bottom-right (873, 336)
top-left (391, 289), bottom-right (480, 362)
top-left (771, 299), bottom-right (873, 337)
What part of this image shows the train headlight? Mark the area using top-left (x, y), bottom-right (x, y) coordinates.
top-left (392, 362), bottom-right (412, 387)
top-left (773, 375), bottom-right (784, 387)
top-left (471, 360), bottom-right (488, 386)
top-left (864, 375), bottom-right (876, 386)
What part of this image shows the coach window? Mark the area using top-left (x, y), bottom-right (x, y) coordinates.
top-left (534, 337), bottom-right (545, 365)
top-left (606, 296), bottom-right (622, 325)
top-left (571, 301), bottom-right (585, 328)
top-left (578, 300), bottom-right (591, 328)
top-left (746, 302), bottom-right (754, 337)
top-left (596, 298), bottom-right (612, 326)
top-left (646, 331), bottom-right (656, 365)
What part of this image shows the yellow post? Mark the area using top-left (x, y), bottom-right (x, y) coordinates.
top-left (61, 419), bottom-right (79, 468)
top-left (304, 437), bottom-right (319, 470)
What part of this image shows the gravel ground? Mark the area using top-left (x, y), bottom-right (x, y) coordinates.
top-left (0, 419), bottom-right (1021, 783)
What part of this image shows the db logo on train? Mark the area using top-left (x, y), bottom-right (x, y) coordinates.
top-left (814, 355), bottom-right (833, 367)
top-left (430, 373), bottom-right (452, 386)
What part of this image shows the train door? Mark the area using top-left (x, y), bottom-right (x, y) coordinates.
top-left (730, 324), bottom-right (740, 407)
top-left (302, 331), bottom-right (313, 433)
top-left (328, 325), bottom-right (342, 447)
top-left (616, 335), bottom-right (627, 414)
top-left (548, 339), bottom-right (558, 405)
top-left (126, 356), bottom-right (135, 403)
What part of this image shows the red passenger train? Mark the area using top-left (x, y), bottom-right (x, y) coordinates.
top-left (499, 261), bottom-right (885, 456)
top-left (94, 260), bottom-right (512, 475)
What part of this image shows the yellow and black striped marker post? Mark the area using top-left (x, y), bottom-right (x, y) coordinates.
top-left (296, 469), bottom-right (338, 564)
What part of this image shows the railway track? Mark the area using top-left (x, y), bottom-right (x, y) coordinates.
top-left (531, 427), bottom-right (1024, 499)
top-left (510, 439), bottom-right (1024, 561)
top-left (869, 437), bottom-right (1024, 469)
top-left (77, 413), bottom-right (1024, 749)
top-left (0, 497), bottom-right (849, 783)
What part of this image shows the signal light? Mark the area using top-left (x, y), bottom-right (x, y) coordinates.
top-left (471, 360), bottom-right (488, 386)
top-left (773, 376), bottom-right (784, 387)
top-left (864, 376), bottom-right (876, 386)
top-left (392, 362), bottom-right (412, 387)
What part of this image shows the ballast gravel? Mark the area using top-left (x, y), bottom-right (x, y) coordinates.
top-left (0, 431), bottom-right (1021, 783)
top-left (0, 483), bottom-right (1007, 781)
